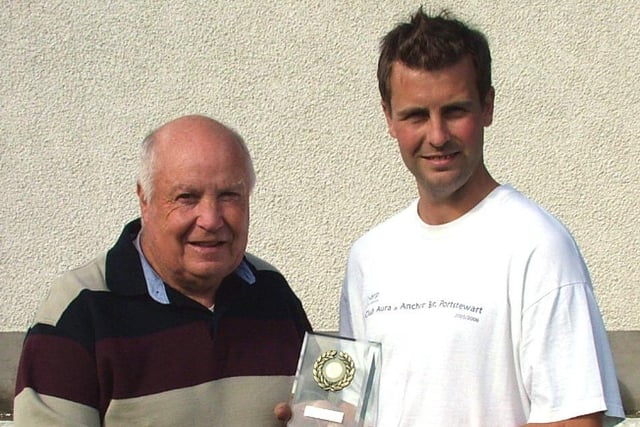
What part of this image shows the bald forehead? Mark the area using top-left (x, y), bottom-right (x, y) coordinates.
top-left (154, 115), bottom-right (238, 147)
top-left (141, 114), bottom-right (255, 192)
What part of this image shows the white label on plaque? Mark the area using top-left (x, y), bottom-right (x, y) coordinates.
top-left (303, 406), bottom-right (345, 423)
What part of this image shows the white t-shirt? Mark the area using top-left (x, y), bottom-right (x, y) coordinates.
top-left (340, 185), bottom-right (624, 426)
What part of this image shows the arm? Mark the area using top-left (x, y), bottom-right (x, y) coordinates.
top-left (519, 228), bottom-right (622, 423)
top-left (14, 266), bottom-right (104, 427)
top-left (14, 325), bottom-right (101, 427)
top-left (338, 252), bottom-right (365, 339)
top-left (525, 411), bottom-right (603, 427)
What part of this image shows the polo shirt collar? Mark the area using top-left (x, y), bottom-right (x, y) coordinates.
top-left (133, 229), bottom-right (256, 305)
top-left (105, 219), bottom-right (256, 302)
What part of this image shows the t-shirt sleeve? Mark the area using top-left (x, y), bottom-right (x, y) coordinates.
top-left (519, 245), bottom-right (624, 423)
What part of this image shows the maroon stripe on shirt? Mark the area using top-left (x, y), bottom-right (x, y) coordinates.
top-left (97, 317), bottom-right (302, 399)
top-left (16, 333), bottom-right (99, 407)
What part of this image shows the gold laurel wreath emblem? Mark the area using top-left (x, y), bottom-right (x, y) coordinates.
top-left (312, 349), bottom-right (355, 392)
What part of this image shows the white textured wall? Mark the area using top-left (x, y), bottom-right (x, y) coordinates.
top-left (1, 1), bottom-right (638, 331)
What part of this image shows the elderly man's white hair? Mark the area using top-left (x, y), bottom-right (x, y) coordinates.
top-left (137, 116), bottom-right (256, 202)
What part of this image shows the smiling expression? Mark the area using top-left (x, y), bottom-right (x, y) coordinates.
top-left (383, 56), bottom-right (496, 221)
top-left (138, 116), bottom-right (250, 306)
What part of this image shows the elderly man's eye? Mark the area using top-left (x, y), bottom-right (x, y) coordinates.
top-left (220, 191), bottom-right (241, 201)
top-left (177, 193), bottom-right (195, 201)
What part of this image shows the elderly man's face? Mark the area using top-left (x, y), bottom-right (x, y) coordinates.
top-left (138, 118), bottom-right (250, 305)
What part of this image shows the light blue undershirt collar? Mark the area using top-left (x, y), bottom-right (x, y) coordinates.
top-left (133, 232), bottom-right (255, 305)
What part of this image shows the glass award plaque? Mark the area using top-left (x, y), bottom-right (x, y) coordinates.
top-left (287, 332), bottom-right (381, 427)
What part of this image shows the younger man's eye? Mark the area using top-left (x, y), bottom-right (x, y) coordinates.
top-left (406, 111), bottom-right (428, 121)
top-left (445, 105), bottom-right (470, 118)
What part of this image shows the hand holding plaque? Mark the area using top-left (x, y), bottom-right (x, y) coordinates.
top-left (287, 332), bottom-right (381, 427)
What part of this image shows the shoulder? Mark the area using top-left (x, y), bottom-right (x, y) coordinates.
top-left (245, 252), bottom-right (281, 274)
top-left (493, 187), bottom-right (592, 293)
top-left (350, 200), bottom-right (419, 255)
top-left (243, 253), bottom-right (292, 294)
top-left (491, 186), bottom-right (577, 248)
top-left (242, 252), bottom-right (311, 332)
top-left (35, 252), bottom-right (109, 326)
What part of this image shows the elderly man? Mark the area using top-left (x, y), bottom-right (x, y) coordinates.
top-left (15, 115), bottom-right (311, 426)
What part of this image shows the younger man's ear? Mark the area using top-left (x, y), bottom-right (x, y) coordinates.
top-left (381, 101), bottom-right (397, 138)
top-left (482, 87), bottom-right (495, 127)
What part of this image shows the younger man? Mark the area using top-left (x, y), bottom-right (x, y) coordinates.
top-left (339, 9), bottom-right (624, 426)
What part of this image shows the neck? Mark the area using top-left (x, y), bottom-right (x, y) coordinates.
top-left (417, 173), bottom-right (499, 225)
